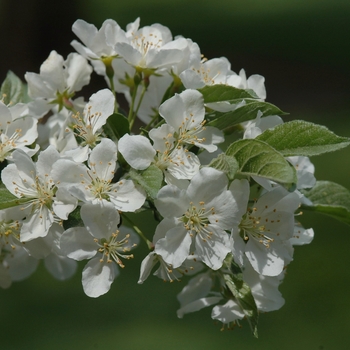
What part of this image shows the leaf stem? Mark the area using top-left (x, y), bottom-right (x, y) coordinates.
top-left (122, 214), bottom-right (153, 250)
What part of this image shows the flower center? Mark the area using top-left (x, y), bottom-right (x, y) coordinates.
top-left (71, 107), bottom-right (102, 147)
top-left (0, 220), bottom-right (21, 247)
top-left (95, 231), bottom-right (135, 267)
top-left (181, 201), bottom-right (216, 242)
top-left (239, 209), bottom-right (274, 248)
top-left (176, 116), bottom-right (207, 147)
top-left (0, 125), bottom-right (22, 161)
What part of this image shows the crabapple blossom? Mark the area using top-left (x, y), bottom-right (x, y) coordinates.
top-left (118, 130), bottom-right (200, 185)
top-left (52, 138), bottom-right (146, 212)
top-left (0, 101), bottom-right (38, 161)
top-left (158, 89), bottom-right (224, 152)
top-left (154, 167), bottom-right (239, 270)
top-left (60, 202), bottom-right (138, 297)
top-left (69, 88), bottom-right (115, 148)
top-left (115, 20), bottom-right (188, 72)
top-left (1, 146), bottom-right (77, 241)
top-left (71, 19), bottom-right (128, 76)
top-left (25, 50), bottom-right (92, 117)
top-left (231, 183), bottom-right (301, 276)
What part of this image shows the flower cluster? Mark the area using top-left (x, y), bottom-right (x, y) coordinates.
top-left (0, 17), bottom-right (349, 336)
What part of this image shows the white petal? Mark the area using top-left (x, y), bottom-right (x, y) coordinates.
top-left (245, 240), bottom-right (285, 277)
top-left (44, 253), bottom-right (78, 280)
top-left (81, 202), bottom-right (120, 239)
top-left (177, 297), bottom-right (222, 319)
top-left (159, 89), bottom-right (204, 130)
top-left (72, 19), bottom-right (98, 47)
top-left (138, 252), bottom-right (158, 284)
top-left (211, 300), bottom-right (245, 324)
top-left (53, 188), bottom-right (78, 220)
top-left (21, 207), bottom-right (54, 241)
top-left (60, 227), bottom-right (97, 260)
top-left (109, 179), bottom-right (146, 212)
top-left (89, 138), bottom-right (117, 181)
top-left (66, 53), bottom-right (92, 92)
top-left (82, 256), bottom-right (119, 297)
top-left (118, 134), bottom-right (155, 170)
top-left (155, 185), bottom-right (187, 218)
top-left (194, 225), bottom-right (230, 270)
top-left (155, 225), bottom-right (191, 268)
top-left (187, 167), bottom-right (227, 204)
top-left (84, 89), bottom-right (115, 133)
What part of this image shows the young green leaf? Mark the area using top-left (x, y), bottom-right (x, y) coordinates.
top-left (0, 185), bottom-right (31, 210)
top-left (226, 139), bottom-right (297, 189)
top-left (301, 181), bottom-right (350, 226)
top-left (198, 84), bottom-right (259, 102)
top-left (256, 120), bottom-right (350, 156)
top-left (129, 165), bottom-right (163, 199)
top-left (223, 259), bottom-right (259, 338)
top-left (0, 71), bottom-right (29, 105)
top-left (63, 206), bottom-right (83, 230)
top-left (103, 113), bottom-right (130, 141)
top-left (207, 154), bottom-right (239, 180)
top-left (207, 101), bottom-right (285, 134)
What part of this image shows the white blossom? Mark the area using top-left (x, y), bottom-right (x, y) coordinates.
top-left (0, 102), bottom-right (38, 161)
top-left (231, 182), bottom-right (301, 276)
top-left (52, 138), bottom-right (146, 212)
top-left (1, 147), bottom-right (76, 241)
top-left (25, 50), bottom-right (92, 117)
top-left (115, 20), bottom-right (187, 71)
top-left (60, 202), bottom-right (138, 297)
top-left (154, 167), bottom-right (238, 270)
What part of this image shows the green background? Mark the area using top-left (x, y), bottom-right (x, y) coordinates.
top-left (0, 0), bottom-right (350, 349)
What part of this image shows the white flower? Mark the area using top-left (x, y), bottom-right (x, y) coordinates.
top-left (118, 131), bottom-right (200, 184)
top-left (242, 257), bottom-right (285, 312)
top-left (0, 207), bottom-right (39, 288)
top-left (158, 89), bottom-right (224, 152)
top-left (1, 147), bottom-right (75, 241)
top-left (231, 183), bottom-right (301, 276)
top-left (60, 202), bottom-right (138, 297)
top-left (115, 20), bottom-right (187, 71)
top-left (138, 217), bottom-right (203, 284)
top-left (227, 68), bottom-right (266, 100)
top-left (71, 19), bottom-right (128, 76)
top-left (0, 101), bottom-right (38, 161)
top-left (211, 299), bottom-right (245, 328)
top-left (0, 245), bottom-right (39, 288)
top-left (176, 271), bottom-right (222, 318)
top-left (70, 89), bottom-right (115, 148)
top-left (154, 167), bottom-right (238, 270)
top-left (287, 156), bottom-right (316, 190)
top-left (180, 56), bottom-right (233, 89)
top-left (52, 138), bottom-right (146, 212)
top-left (243, 111), bottom-right (283, 140)
top-left (25, 50), bottom-right (93, 117)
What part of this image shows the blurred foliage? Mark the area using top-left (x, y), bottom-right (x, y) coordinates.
top-left (0, 0), bottom-right (350, 349)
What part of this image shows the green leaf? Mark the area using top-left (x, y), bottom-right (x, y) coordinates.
top-left (63, 206), bottom-right (83, 230)
top-left (103, 113), bottom-right (130, 141)
top-left (256, 120), bottom-right (350, 156)
top-left (198, 85), bottom-right (259, 103)
top-left (226, 139), bottom-right (297, 189)
top-left (223, 260), bottom-right (258, 338)
top-left (207, 154), bottom-right (239, 180)
top-left (301, 181), bottom-right (350, 226)
top-left (0, 185), bottom-right (31, 210)
top-left (0, 71), bottom-right (29, 105)
top-left (129, 165), bottom-right (163, 199)
top-left (207, 101), bottom-right (286, 134)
